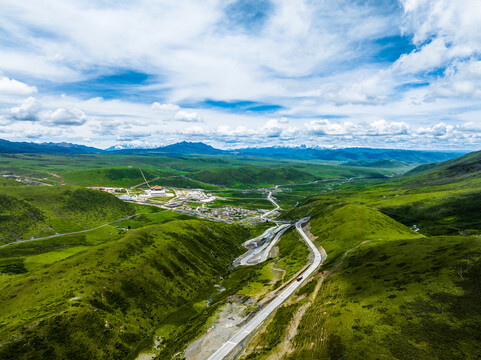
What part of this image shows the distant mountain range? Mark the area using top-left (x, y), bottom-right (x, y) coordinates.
top-left (0, 139), bottom-right (102, 154)
top-left (0, 138), bottom-right (469, 165)
top-left (112, 141), bottom-right (226, 155)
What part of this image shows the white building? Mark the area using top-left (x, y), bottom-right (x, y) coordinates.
top-left (149, 185), bottom-right (167, 197)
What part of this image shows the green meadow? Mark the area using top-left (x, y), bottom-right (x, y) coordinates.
top-left (1, 149), bottom-right (481, 359)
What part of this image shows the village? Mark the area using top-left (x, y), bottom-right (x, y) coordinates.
top-left (88, 184), bottom-right (272, 223)
top-left (176, 203), bottom-right (265, 222)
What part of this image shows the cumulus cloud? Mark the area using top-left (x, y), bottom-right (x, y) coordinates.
top-left (174, 110), bottom-right (203, 122)
top-left (0, 75), bottom-right (37, 94)
top-left (45, 108), bottom-right (88, 126)
top-left (305, 119), bottom-right (354, 136)
top-left (366, 119), bottom-right (410, 136)
top-left (9, 97), bottom-right (42, 121)
top-left (151, 102), bottom-right (180, 111)
top-left (416, 122), bottom-right (454, 138)
top-left (7, 97), bottom-right (89, 126)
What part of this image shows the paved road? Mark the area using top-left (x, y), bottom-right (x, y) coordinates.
top-left (0, 214), bottom-right (138, 249)
top-left (260, 191), bottom-right (280, 220)
top-left (206, 217), bottom-right (327, 360)
top-left (238, 224), bottom-right (291, 266)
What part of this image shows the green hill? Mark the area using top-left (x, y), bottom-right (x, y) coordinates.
top-left (0, 186), bottom-right (135, 243)
top-left (190, 165), bottom-right (316, 187)
top-left (289, 202), bottom-right (421, 266)
top-left (0, 177), bottom-right (22, 186)
top-left (403, 150), bottom-right (481, 186)
top-left (0, 219), bottom-right (249, 359)
top-left (61, 167), bottom-right (161, 187)
top-left (60, 167), bottom-right (220, 189)
top-left (343, 159), bottom-right (408, 169)
top-left (287, 235), bottom-right (481, 360)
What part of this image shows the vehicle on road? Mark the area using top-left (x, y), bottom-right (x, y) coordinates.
top-left (296, 276), bottom-right (303, 281)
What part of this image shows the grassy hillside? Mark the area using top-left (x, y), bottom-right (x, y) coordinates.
top-left (343, 159), bottom-right (409, 169)
top-left (61, 167), bottom-right (160, 187)
top-left (285, 201), bottom-right (421, 267)
top-left (0, 219), bottom-right (249, 360)
top-left (0, 177), bottom-right (22, 186)
top-left (310, 203), bottom-right (421, 265)
top-left (403, 150), bottom-right (481, 186)
top-left (190, 166), bottom-right (316, 187)
top-left (0, 186), bottom-right (135, 243)
top-left (288, 236), bottom-right (481, 359)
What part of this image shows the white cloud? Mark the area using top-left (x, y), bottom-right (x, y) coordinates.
top-left (322, 73), bottom-right (391, 105)
top-left (416, 122), bottom-right (454, 138)
top-left (305, 119), bottom-right (353, 136)
top-left (174, 110), bottom-right (203, 122)
top-left (366, 119), bottom-right (410, 136)
top-left (9, 97), bottom-right (42, 121)
top-left (394, 38), bottom-right (448, 74)
top-left (0, 75), bottom-right (37, 94)
top-left (7, 97), bottom-right (88, 126)
top-left (45, 107), bottom-right (88, 126)
top-left (151, 102), bottom-right (180, 111)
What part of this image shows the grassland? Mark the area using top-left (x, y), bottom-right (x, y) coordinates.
top-left (247, 151), bottom-right (481, 359)
top-left (1, 149), bottom-right (480, 359)
top-left (287, 236), bottom-right (481, 359)
top-left (0, 152), bottom-right (393, 190)
top-left (0, 185), bottom-right (135, 243)
top-left (0, 218), bottom-right (250, 360)
top-left (139, 226), bottom-right (310, 359)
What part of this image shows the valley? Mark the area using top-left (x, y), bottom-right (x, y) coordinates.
top-left (0, 145), bottom-right (480, 360)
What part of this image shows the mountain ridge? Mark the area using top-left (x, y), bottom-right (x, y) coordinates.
top-left (0, 138), bottom-right (469, 165)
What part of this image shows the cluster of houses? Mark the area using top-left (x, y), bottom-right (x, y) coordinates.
top-left (178, 205), bottom-right (261, 221)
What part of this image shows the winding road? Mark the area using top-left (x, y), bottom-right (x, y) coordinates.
top-left (236, 224), bottom-right (291, 266)
top-left (260, 191), bottom-right (280, 220)
top-left (0, 214), bottom-right (138, 249)
top-left (206, 217), bottom-right (327, 360)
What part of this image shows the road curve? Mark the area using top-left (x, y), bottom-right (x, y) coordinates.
top-left (260, 191), bottom-right (280, 220)
top-left (0, 214), bottom-right (138, 249)
top-left (206, 217), bottom-right (327, 360)
top-left (238, 224), bottom-right (291, 266)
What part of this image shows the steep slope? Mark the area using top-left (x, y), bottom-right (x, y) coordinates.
top-left (0, 220), bottom-right (249, 359)
top-left (287, 235), bottom-right (481, 360)
top-left (61, 167), bottom-right (161, 187)
top-left (0, 176), bottom-right (22, 186)
top-left (304, 203), bottom-right (421, 265)
top-left (403, 149), bottom-right (481, 186)
top-left (190, 166), bottom-right (316, 187)
top-left (0, 186), bottom-right (135, 242)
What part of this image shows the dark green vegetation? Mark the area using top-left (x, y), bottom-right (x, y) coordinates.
top-left (403, 149), bottom-right (481, 186)
top-left (288, 237), bottom-right (481, 359)
top-left (0, 185), bottom-right (135, 243)
top-left (1, 147), bottom-right (480, 360)
top-left (343, 159), bottom-right (408, 169)
top-left (0, 152), bottom-right (404, 190)
top-left (258, 149), bottom-right (481, 359)
top-left (0, 218), bottom-right (250, 360)
top-left (146, 226), bottom-right (310, 359)
top-left (190, 166), bottom-right (316, 187)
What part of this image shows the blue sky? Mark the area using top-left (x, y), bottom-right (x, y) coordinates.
top-left (0, 0), bottom-right (481, 150)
